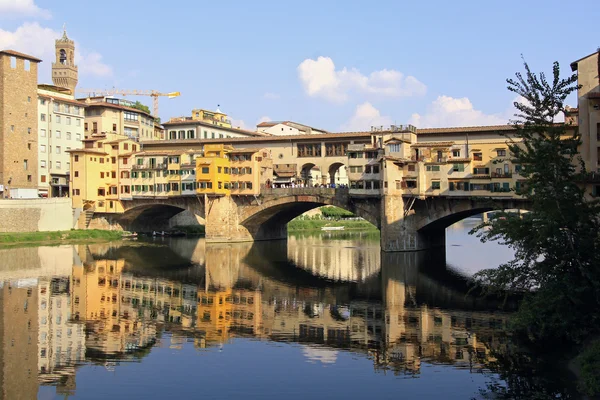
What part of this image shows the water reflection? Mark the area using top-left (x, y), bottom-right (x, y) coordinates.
top-left (0, 235), bottom-right (521, 399)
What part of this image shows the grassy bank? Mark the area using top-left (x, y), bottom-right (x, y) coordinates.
top-left (287, 218), bottom-right (377, 232)
top-left (171, 225), bottom-right (205, 236)
top-left (0, 230), bottom-right (124, 247)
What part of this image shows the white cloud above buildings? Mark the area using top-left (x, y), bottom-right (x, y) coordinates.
top-left (0, 0), bottom-right (51, 19)
top-left (340, 102), bottom-right (393, 132)
top-left (0, 22), bottom-right (113, 82)
top-left (297, 56), bottom-right (426, 103)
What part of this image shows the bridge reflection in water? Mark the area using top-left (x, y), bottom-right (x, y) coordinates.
top-left (0, 236), bottom-right (515, 398)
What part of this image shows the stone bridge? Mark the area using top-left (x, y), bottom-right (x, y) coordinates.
top-left (89, 188), bottom-right (530, 252)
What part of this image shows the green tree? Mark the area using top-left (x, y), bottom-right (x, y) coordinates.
top-left (131, 101), bottom-right (151, 115)
top-left (472, 60), bottom-right (600, 345)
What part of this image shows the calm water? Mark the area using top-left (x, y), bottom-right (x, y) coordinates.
top-left (0, 221), bottom-right (578, 399)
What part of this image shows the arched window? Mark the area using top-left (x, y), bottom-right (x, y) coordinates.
top-left (59, 49), bottom-right (67, 65)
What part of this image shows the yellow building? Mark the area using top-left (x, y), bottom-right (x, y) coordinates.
top-left (68, 133), bottom-right (139, 214)
top-left (196, 144), bottom-right (233, 196)
top-left (195, 145), bottom-right (273, 196)
top-left (191, 107), bottom-right (232, 128)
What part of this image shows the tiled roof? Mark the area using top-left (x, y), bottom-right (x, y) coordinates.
top-left (66, 149), bottom-right (107, 155)
top-left (38, 94), bottom-right (88, 107)
top-left (417, 125), bottom-right (515, 134)
top-left (82, 101), bottom-right (153, 118)
top-left (411, 141), bottom-right (455, 148)
top-left (0, 49), bottom-right (42, 62)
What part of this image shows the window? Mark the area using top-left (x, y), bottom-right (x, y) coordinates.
top-left (41, 160), bottom-right (46, 168)
top-left (74, 155), bottom-right (79, 162)
top-left (426, 165), bottom-right (440, 172)
top-left (40, 144), bottom-right (46, 153)
top-left (431, 181), bottom-right (441, 190)
top-left (201, 167), bottom-right (209, 174)
top-left (452, 164), bottom-right (465, 172)
top-left (56, 161), bottom-right (61, 169)
top-left (66, 132), bottom-right (72, 140)
top-left (473, 152), bottom-right (483, 161)
top-left (388, 144), bottom-right (400, 153)
top-left (10, 125), bottom-right (14, 132)
top-left (113, 123), bottom-right (117, 132)
top-left (40, 129), bottom-right (46, 137)
top-left (124, 111), bottom-right (139, 121)
top-left (84, 122), bottom-right (88, 131)
top-left (41, 175), bottom-right (46, 183)
top-left (10, 57), bottom-right (16, 68)
top-left (92, 122), bottom-right (97, 133)
top-left (497, 149), bottom-right (506, 157)
top-left (66, 117), bottom-right (71, 125)
top-left (27, 175), bottom-right (31, 182)
top-left (56, 115), bottom-right (61, 123)
top-left (452, 150), bottom-right (460, 157)
top-left (23, 159), bottom-right (28, 170)
top-left (297, 143), bottom-right (322, 157)
top-left (41, 113), bottom-right (46, 121)
top-left (56, 146), bottom-right (61, 154)
top-left (76, 119), bottom-right (81, 127)
top-left (56, 131), bottom-right (61, 139)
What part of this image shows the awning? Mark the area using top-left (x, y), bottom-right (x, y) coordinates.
top-left (273, 177), bottom-right (292, 183)
top-left (274, 171), bottom-right (295, 178)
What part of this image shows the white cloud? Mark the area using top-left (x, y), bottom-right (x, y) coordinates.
top-left (0, 22), bottom-right (112, 82)
top-left (409, 95), bottom-right (513, 128)
top-left (297, 56), bottom-right (426, 103)
top-left (263, 92), bottom-right (280, 100)
top-left (340, 102), bottom-right (393, 132)
top-left (0, 0), bottom-right (51, 19)
top-left (257, 116), bottom-right (272, 125)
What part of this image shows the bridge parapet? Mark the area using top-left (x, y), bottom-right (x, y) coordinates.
top-left (261, 187), bottom-right (348, 200)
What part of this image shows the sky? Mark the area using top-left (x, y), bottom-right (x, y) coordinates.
top-left (0, 0), bottom-right (598, 132)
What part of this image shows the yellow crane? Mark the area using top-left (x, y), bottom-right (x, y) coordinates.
top-left (75, 89), bottom-right (180, 119)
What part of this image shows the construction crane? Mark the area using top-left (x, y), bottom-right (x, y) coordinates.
top-left (75, 89), bottom-right (180, 119)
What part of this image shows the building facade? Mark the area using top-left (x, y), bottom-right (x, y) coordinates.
top-left (163, 118), bottom-right (266, 141)
top-left (51, 29), bottom-right (78, 94)
top-left (0, 50), bottom-right (41, 198)
top-left (82, 97), bottom-right (158, 141)
top-left (37, 85), bottom-right (86, 197)
top-left (256, 120), bottom-right (328, 136)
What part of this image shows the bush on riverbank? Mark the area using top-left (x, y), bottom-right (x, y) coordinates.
top-left (578, 339), bottom-right (600, 396)
top-left (287, 218), bottom-right (377, 231)
top-left (319, 206), bottom-right (355, 219)
top-left (0, 230), bottom-right (124, 245)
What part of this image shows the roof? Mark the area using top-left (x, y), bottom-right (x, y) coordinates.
top-left (0, 50), bottom-right (42, 62)
top-left (141, 131), bottom-right (371, 148)
top-left (162, 119), bottom-right (270, 137)
top-left (411, 141), bottom-right (455, 148)
top-left (257, 120), bottom-right (328, 133)
top-left (230, 148), bottom-right (261, 154)
top-left (37, 93), bottom-right (87, 107)
top-left (66, 149), bottom-right (107, 155)
top-left (82, 101), bottom-right (153, 118)
top-left (570, 50), bottom-right (600, 71)
top-left (417, 125), bottom-right (515, 135)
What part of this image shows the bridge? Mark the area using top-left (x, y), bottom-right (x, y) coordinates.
top-left (89, 186), bottom-right (529, 252)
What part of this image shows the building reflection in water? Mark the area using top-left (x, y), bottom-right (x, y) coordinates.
top-left (0, 237), bottom-right (512, 397)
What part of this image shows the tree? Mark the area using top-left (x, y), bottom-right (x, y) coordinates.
top-left (131, 101), bottom-right (151, 115)
top-left (472, 59), bottom-right (600, 345)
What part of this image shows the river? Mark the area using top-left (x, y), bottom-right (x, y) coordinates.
top-left (0, 220), bottom-right (580, 399)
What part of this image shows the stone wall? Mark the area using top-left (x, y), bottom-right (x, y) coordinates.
top-left (0, 198), bottom-right (74, 232)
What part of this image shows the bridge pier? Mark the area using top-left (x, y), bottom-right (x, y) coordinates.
top-left (380, 195), bottom-right (446, 252)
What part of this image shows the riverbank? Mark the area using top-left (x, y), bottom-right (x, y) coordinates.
top-left (0, 230), bottom-right (125, 247)
top-left (287, 219), bottom-right (377, 232)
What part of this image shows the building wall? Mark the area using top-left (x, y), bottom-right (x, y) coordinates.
top-left (164, 121), bottom-right (257, 141)
top-left (37, 90), bottom-right (85, 197)
top-left (576, 52), bottom-right (600, 171)
top-left (0, 198), bottom-right (74, 232)
top-left (83, 101), bottom-right (156, 141)
top-left (0, 53), bottom-right (39, 195)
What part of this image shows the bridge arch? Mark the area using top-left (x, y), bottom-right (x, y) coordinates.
top-left (238, 190), bottom-right (380, 241)
top-left (327, 162), bottom-right (346, 186)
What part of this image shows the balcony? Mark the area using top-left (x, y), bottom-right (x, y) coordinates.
top-left (491, 172), bottom-right (513, 178)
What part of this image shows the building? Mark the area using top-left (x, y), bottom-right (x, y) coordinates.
top-left (571, 50), bottom-right (600, 177)
top-left (191, 107), bottom-right (232, 128)
top-left (256, 120), bottom-right (328, 136)
top-left (37, 84), bottom-right (86, 197)
top-left (163, 113), bottom-right (266, 141)
top-left (81, 96), bottom-right (159, 141)
top-left (51, 28), bottom-right (78, 94)
top-left (68, 133), bottom-right (140, 215)
top-left (0, 50), bottom-right (42, 198)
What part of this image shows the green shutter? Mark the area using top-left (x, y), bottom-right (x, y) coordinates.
top-left (449, 182), bottom-right (455, 191)
top-left (465, 182), bottom-right (470, 191)
top-left (458, 164), bottom-right (465, 172)
top-left (503, 182), bottom-right (510, 191)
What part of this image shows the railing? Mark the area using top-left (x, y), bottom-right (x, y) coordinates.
top-left (491, 172), bottom-right (513, 178)
top-left (261, 187), bottom-right (348, 197)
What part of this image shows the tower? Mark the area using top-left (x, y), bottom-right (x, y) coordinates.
top-left (52, 25), bottom-right (78, 94)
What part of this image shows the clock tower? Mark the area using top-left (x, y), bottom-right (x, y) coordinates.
top-left (52, 25), bottom-right (78, 94)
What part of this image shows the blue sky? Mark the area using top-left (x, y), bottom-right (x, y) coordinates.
top-left (0, 0), bottom-right (598, 131)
